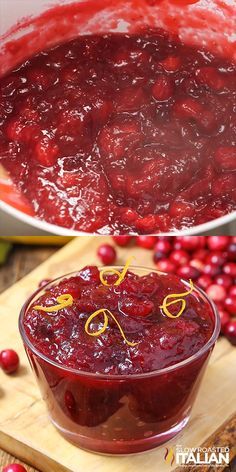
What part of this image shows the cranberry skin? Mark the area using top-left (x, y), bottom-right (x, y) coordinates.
top-left (3, 465), bottom-right (27, 472)
top-left (154, 240), bottom-right (172, 254)
top-left (192, 249), bottom-right (208, 261)
top-left (136, 236), bottom-right (157, 249)
top-left (205, 251), bottom-right (227, 266)
top-left (207, 236), bottom-right (230, 251)
top-left (0, 349), bottom-right (19, 374)
top-left (97, 244), bottom-right (116, 265)
top-left (224, 320), bottom-right (236, 345)
top-left (206, 284), bottom-right (227, 303)
top-left (218, 309), bottom-right (230, 333)
top-left (223, 263), bottom-right (236, 277)
top-left (155, 259), bottom-right (176, 273)
top-left (176, 236), bottom-right (206, 251)
top-left (197, 275), bottom-right (212, 290)
top-left (224, 296), bottom-right (236, 315)
top-left (177, 265), bottom-right (200, 280)
top-left (215, 274), bottom-right (232, 289)
top-left (170, 249), bottom-right (189, 266)
top-left (112, 236), bottom-right (132, 247)
top-left (203, 263), bottom-right (221, 277)
top-left (229, 286), bottom-right (236, 297)
top-left (227, 243), bottom-right (236, 262)
top-left (152, 74), bottom-right (173, 101)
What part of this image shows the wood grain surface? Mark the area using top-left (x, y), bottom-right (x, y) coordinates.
top-left (0, 243), bottom-right (56, 472)
top-left (0, 238), bottom-right (235, 472)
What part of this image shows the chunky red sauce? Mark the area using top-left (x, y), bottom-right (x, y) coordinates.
top-left (0, 30), bottom-right (235, 233)
top-left (23, 266), bottom-right (214, 374)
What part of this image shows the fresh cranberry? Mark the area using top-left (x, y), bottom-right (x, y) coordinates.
top-left (0, 349), bottom-right (19, 374)
top-left (224, 321), bottom-right (236, 345)
top-left (215, 274), bottom-right (232, 289)
top-left (176, 237), bottom-right (206, 251)
top-left (154, 240), bottom-right (172, 255)
top-left (227, 243), bottom-right (236, 262)
top-left (207, 236), bottom-right (230, 251)
top-left (136, 236), bottom-right (157, 250)
top-left (229, 286), bottom-right (236, 297)
top-left (206, 284), bottom-right (227, 303)
top-left (218, 309), bottom-right (230, 333)
top-left (203, 263), bottom-right (221, 277)
top-left (197, 275), bottom-right (212, 290)
top-left (155, 259), bottom-right (176, 273)
top-left (192, 249), bottom-right (208, 261)
top-left (97, 244), bottom-right (117, 265)
top-left (170, 249), bottom-right (189, 266)
top-left (3, 465), bottom-right (27, 472)
top-left (112, 236), bottom-right (133, 247)
top-left (206, 251), bottom-right (226, 266)
top-left (223, 263), bottom-right (236, 277)
top-left (177, 265), bottom-right (200, 280)
top-left (189, 259), bottom-right (204, 272)
top-left (224, 296), bottom-right (236, 315)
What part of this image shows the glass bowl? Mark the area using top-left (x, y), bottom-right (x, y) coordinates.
top-left (19, 266), bottom-right (220, 454)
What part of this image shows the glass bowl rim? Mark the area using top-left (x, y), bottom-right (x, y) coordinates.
top-left (19, 265), bottom-right (221, 380)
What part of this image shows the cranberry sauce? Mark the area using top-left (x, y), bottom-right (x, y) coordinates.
top-left (23, 266), bottom-right (214, 374)
top-left (1, 30), bottom-right (235, 233)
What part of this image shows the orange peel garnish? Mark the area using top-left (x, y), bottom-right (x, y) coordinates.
top-left (85, 308), bottom-right (138, 347)
top-left (33, 294), bottom-right (74, 313)
top-left (160, 279), bottom-right (194, 318)
top-left (100, 257), bottom-right (134, 287)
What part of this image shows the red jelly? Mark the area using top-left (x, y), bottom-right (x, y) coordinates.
top-left (0, 29), bottom-right (235, 234)
top-left (19, 266), bottom-right (220, 454)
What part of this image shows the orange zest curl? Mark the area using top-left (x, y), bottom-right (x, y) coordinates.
top-left (85, 308), bottom-right (138, 347)
top-left (33, 294), bottom-right (74, 313)
top-left (99, 257), bottom-right (134, 287)
top-left (160, 279), bottom-right (194, 319)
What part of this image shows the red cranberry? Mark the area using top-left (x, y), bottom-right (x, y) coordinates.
top-left (177, 265), bottom-right (200, 280)
top-left (197, 275), bottom-right (212, 290)
top-left (224, 296), bottom-right (236, 315)
top-left (154, 240), bottom-right (172, 254)
top-left (192, 249), bottom-right (208, 262)
top-left (176, 236), bottom-right (206, 251)
top-left (97, 244), bottom-right (116, 265)
top-left (206, 284), bottom-right (227, 303)
top-left (229, 286), bottom-right (236, 297)
top-left (152, 74), bottom-right (173, 101)
top-left (170, 249), bottom-right (189, 266)
top-left (136, 236), bottom-right (157, 249)
top-left (218, 309), bottom-right (230, 333)
top-left (155, 259), bottom-right (176, 273)
top-left (3, 465), bottom-right (27, 472)
top-left (227, 243), bottom-right (236, 262)
top-left (223, 263), bottom-right (236, 277)
top-left (205, 251), bottom-right (227, 266)
top-left (215, 274), bottom-right (232, 289)
top-left (207, 236), bottom-right (230, 251)
top-left (112, 236), bottom-right (132, 246)
top-left (189, 259), bottom-right (204, 272)
top-left (0, 349), bottom-right (19, 374)
top-left (224, 320), bottom-right (236, 345)
top-left (203, 263), bottom-right (221, 277)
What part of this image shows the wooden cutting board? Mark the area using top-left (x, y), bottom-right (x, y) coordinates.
top-left (0, 236), bottom-right (235, 472)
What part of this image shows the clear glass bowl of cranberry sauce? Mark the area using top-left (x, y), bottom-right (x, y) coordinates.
top-left (19, 265), bottom-right (220, 454)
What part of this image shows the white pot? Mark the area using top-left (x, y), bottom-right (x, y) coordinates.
top-left (0, 0), bottom-right (235, 235)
